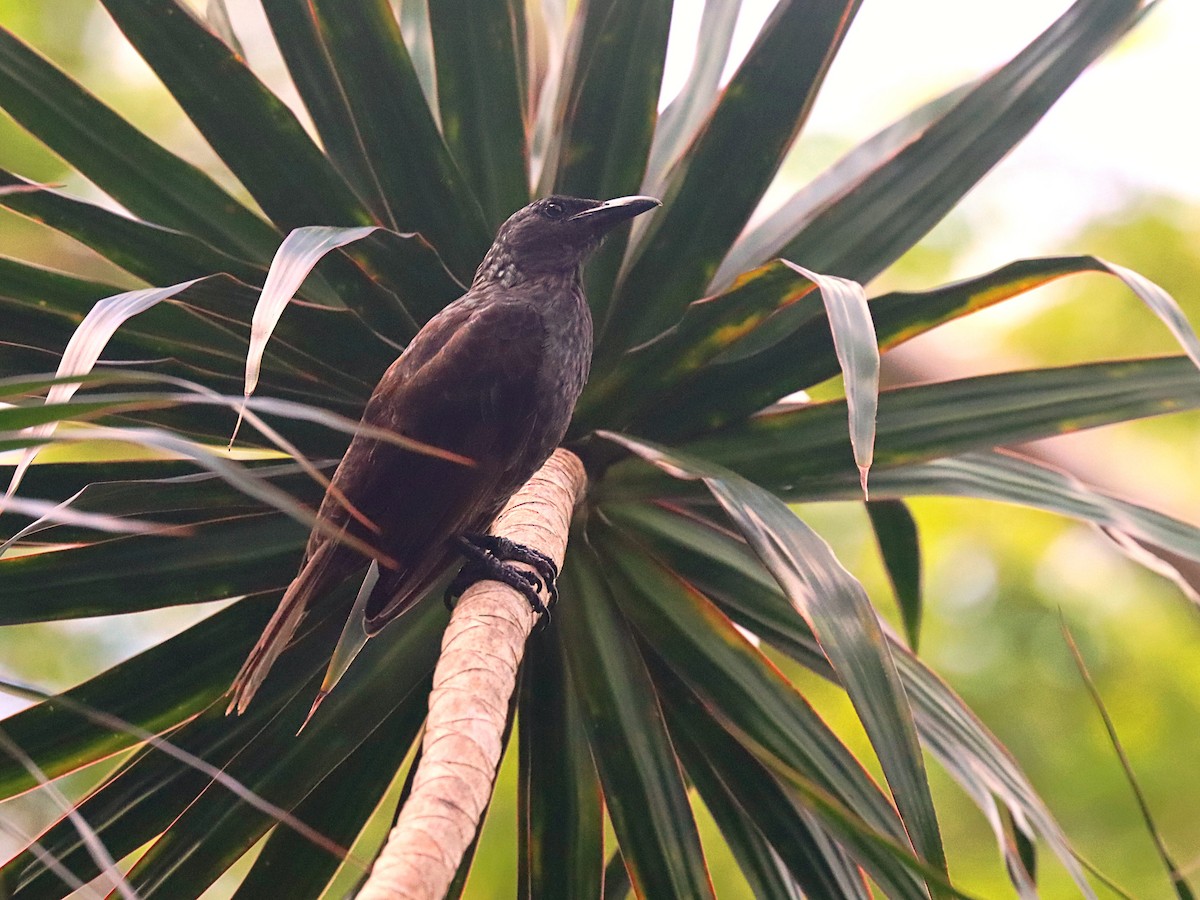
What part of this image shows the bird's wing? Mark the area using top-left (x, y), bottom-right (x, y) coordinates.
top-left (357, 297), bottom-right (550, 630)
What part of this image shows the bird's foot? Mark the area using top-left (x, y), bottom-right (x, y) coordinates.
top-left (444, 534), bottom-right (558, 626)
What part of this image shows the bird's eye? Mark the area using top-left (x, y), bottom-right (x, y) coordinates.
top-left (542, 200), bottom-right (566, 220)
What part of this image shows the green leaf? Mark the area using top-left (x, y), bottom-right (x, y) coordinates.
top-left (0, 515), bottom-right (303, 624)
top-left (712, 81), bottom-right (974, 291)
top-left (581, 260), bottom-right (877, 475)
top-left (259, 0), bottom-right (390, 220)
top-left (669, 357), bottom-right (1200, 494)
top-left (664, 677), bottom-right (869, 900)
top-left (116, 600), bottom-right (443, 897)
top-left (851, 451), bottom-right (1200, 577)
top-left (597, 433), bottom-right (947, 879)
top-left (542, 0), bottom-right (673, 309)
top-left (775, 0), bottom-right (1141, 283)
top-left (874, 254), bottom-right (1200, 369)
top-left (3, 600), bottom-right (349, 895)
top-left (558, 542), bottom-right (716, 899)
top-left (589, 520), bottom-right (931, 897)
top-left (609, 500), bottom-right (1096, 896)
top-left (605, 0), bottom-right (860, 355)
top-left (1062, 623), bottom-right (1196, 900)
top-left (98, 0), bottom-right (374, 233)
top-left (518, 629), bottom-right (604, 899)
top-left (866, 500), bottom-right (922, 651)
top-left (0, 24), bottom-right (278, 261)
top-left (304, 0), bottom-right (492, 280)
top-left (429, 0), bottom-right (529, 228)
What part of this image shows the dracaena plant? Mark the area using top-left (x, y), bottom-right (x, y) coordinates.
top-left (0, 0), bottom-right (1197, 897)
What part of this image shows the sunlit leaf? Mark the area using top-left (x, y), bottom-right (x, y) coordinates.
top-left (712, 81), bottom-right (974, 291)
top-left (4, 278), bottom-right (204, 500)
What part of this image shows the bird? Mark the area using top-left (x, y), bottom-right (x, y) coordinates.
top-left (227, 194), bottom-right (661, 715)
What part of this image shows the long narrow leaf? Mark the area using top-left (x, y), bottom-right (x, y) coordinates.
top-left (605, 0), bottom-right (860, 354)
top-left (0, 170), bottom-right (265, 286)
top-left (239, 226), bottom-right (378, 414)
top-left (98, 0), bottom-right (375, 232)
top-left (305, 0), bottom-right (491, 279)
top-left (641, 0), bottom-right (742, 196)
top-left (0, 24), bottom-right (277, 260)
top-left (518, 628), bottom-right (604, 899)
top-left (867, 500), bottom-right (923, 651)
top-left (776, 0), bottom-right (1141, 283)
top-left (542, 0), bottom-right (673, 309)
top-left (670, 357), bottom-right (1200, 494)
top-left (260, 0), bottom-right (390, 220)
top-left (429, 0), bottom-right (528, 227)
top-left (559, 542), bottom-right (717, 899)
top-left (4, 277), bottom-right (204, 500)
top-left (598, 432), bottom-right (947, 878)
top-left (1062, 623), bottom-right (1195, 900)
top-left (608, 499), bottom-right (1096, 896)
top-left (712, 81), bottom-right (974, 290)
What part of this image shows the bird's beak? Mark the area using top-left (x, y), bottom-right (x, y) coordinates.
top-left (570, 195), bottom-right (661, 230)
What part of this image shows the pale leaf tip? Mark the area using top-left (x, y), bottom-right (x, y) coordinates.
top-left (859, 464), bottom-right (871, 499)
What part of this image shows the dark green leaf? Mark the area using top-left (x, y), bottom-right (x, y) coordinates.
top-left (874, 254), bottom-right (1200, 369)
top-left (558, 541), bottom-right (716, 899)
top-left (0, 171), bottom-right (264, 286)
top-left (776, 0), bottom-right (1140, 283)
top-left (4, 598), bottom-right (350, 896)
top-left (607, 500), bottom-right (1095, 894)
top-left (655, 357), bottom-right (1200, 495)
top-left (98, 0), bottom-right (374, 233)
top-left (305, 0), bottom-right (491, 280)
top-left (259, 0), bottom-right (390, 220)
top-left (641, 0), bottom-right (742, 195)
top-left (0, 515), bottom-right (304, 624)
top-left (543, 0), bottom-right (673, 309)
top-left (518, 627), bottom-right (604, 899)
top-left (116, 600), bottom-right (443, 897)
top-left (664, 677), bottom-right (867, 900)
top-left (588, 520), bottom-right (931, 898)
top-left (604, 0), bottom-right (860, 355)
top-left (866, 500), bottom-right (922, 651)
top-left (231, 687), bottom-right (427, 900)
top-left (429, 0), bottom-right (528, 227)
top-left (597, 433), bottom-right (946, 879)
top-left (0, 24), bottom-right (277, 261)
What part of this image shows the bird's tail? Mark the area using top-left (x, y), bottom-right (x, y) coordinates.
top-left (226, 541), bottom-right (343, 716)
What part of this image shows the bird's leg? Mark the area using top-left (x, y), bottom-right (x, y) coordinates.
top-left (445, 534), bottom-right (552, 621)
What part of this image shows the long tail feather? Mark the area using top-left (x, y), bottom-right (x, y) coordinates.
top-left (227, 541), bottom-right (342, 715)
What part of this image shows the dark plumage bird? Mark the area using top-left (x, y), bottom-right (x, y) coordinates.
top-left (229, 194), bottom-right (660, 714)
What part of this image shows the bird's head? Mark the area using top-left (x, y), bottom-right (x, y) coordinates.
top-left (475, 195), bottom-right (661, 285)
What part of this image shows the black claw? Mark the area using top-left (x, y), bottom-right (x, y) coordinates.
top-left (450, 535), bottom-right (555, 622)
top-left (461, 533), bottom-right (558, 591)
